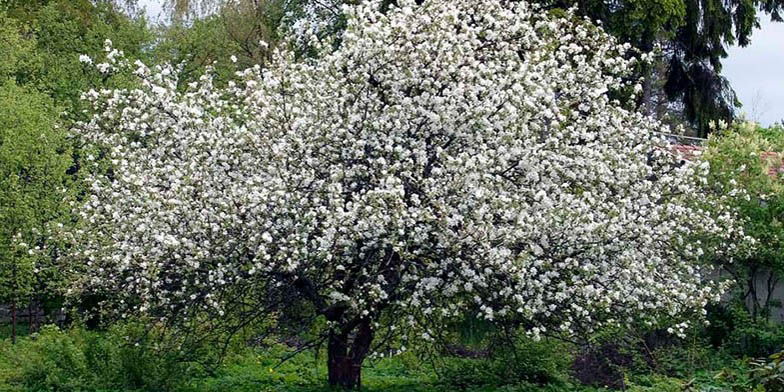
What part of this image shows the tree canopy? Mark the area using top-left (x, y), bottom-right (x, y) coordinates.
top-left (1, 0), bottom-right (153, 117)
top-left (703, 122), bottom-right (784, 320)
top-left (61, 0), bottom-right (747, 388)
top-left (0, 80), bottom-right (73, 343)
top-left (175, 0), bottom-right (782, 136)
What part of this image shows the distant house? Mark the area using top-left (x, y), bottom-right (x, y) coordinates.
top-left (761, 152), bottom-right (784, 178)
top-left (667, 138), bottom-right (784, 178)
top-left (670, 144), bottom-right (703, 163)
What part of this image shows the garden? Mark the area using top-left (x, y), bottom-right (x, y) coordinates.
top-left (2, 0), bottom-right (784, 391)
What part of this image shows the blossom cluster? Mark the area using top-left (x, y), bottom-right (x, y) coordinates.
top-left (64, 0), bottom-right (748, 341)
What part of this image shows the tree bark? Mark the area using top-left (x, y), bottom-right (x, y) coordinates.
top-left (639, 37), bottom-right (655, 117)
top-left (11, 298), bottom-right (17, 344)
top-left (327, 319), bottom-right (374, 389)
top-left (749, 266), bottom-right (759, 322)
top-left (28, 295), bottom-right (34, 333)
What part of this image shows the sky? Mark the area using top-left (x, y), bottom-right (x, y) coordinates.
top-left (136, 1), bottom-right (783, 126)
top-left (138, 0), bottom-right (165, 22)
top-left (723, 16), bottom-right (784, 126)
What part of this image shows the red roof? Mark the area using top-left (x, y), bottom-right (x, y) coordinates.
top-left (671, 145), bottom-right (703, 162)
top-left (671, 145), bottom-right (784, 179)
top-left (761, 152), bottom-right (784, 178)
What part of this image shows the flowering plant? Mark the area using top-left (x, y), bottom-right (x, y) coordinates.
top-left (62, 0), bottom-right (748, 387)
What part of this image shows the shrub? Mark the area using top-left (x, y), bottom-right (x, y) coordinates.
top-left (750, 351), bottom-right (784, 391)
top-left (436, 336), bottom-right (570, 390)
top-left (0, 323), bottom-right (221, 392)
top-left (3, 325), bottom-right (91, 392)
top-left (706, 303), bottom-right (784, 357)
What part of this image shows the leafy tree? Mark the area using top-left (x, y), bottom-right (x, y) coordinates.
top-left (153, 0), bottom-right (284, 87)
top-left (153, 16), bottom-right (243, 85)
top-left (703, 122), bottom-right (784, 321)
top-left (0, 80), bottom-right (73, 343)
top-left (155, 0), bottom-right (321, 77)
top-left (0, 2), bottom-right (154, 337)
top-left (2, 0), bottom-right (153, 117)
top-left (217, 0), bottom-right (284, 65)
top-left (65, 0), bottom-right (747, 388)
top-left (0, 13), bottom-right (36, 80)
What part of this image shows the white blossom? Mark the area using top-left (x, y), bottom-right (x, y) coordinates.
top-left (64, 0), bottom-right (748, 343)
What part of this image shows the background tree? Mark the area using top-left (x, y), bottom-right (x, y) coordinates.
top-left (703, 122), bottom-right (784, 321)
top-left (0, 80), bottom-right (73, 344)
top-left (65, 0), bottom-right (747, 388)
top-left (152, 0), bottom-right (284, 86)
top-left (1, 0), bottom-right (153, 118)
top-left (0, 3), bottom-right (150, 335)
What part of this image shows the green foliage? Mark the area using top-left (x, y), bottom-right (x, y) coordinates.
top-left (647, 334), bottom-right (735, 376)
top-left (718, 306), bottom-right (784, 357)
top-left (436, 337), bottom-right (571, 390)
top-left (0, 322), bottom-right (30, 341)
top-left (704, 122), bottom-right (784, 201)
top-left (0, 80), bottom-right (71, 313)
top-left (750, 350), bottom-right (784, 391)
top-left (0, 14), bottom-right (35, 80)
top-left (703, 122), bottom-right (784, 321)
top-left (563, 0), bottom-right (687, 45)
top-left (0, 326), bottom-right (562, 392)
top-left (0, 324), bottom-right (776, 392)
top-left (1, 0), bottom-right (153, 117)
top-left (0, 323), bottom-right (217, 392)
top-left (12, 325), bottom-right (91, 392)
top-left (153, 16), bottom-right (244, 86)
top-left (152, 0), bottom-right (289, 87)
top-left (30, 1), bottom-right (152, 113)
top-left (624, 374), bottom-right (683, 392)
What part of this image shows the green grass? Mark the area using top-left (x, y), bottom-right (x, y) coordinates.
top-left (0, 324), bottom-right (758, 392)
top-left (192, 351), bottom-right (440, 392)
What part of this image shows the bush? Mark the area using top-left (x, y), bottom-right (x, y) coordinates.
top-left (749, 351), bottom-right (784, 391)
top-left (0, 325), bottom-right (91, 392)
top-left (706, 304), bottom-right (784, 357)
top-left (436, 336), bottom-right (571, 390)
top-left (0, 323), bottom-right (219, 392)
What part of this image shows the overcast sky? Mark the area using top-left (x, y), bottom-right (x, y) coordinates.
top-left (139, 0), bottom-right (164, 22)
top-left (723, 16), bottom-right (784, 126)
top-left (137, 1), bottom-right (783, 126)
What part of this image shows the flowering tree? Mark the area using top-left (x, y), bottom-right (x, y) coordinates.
top-left (63, 0), bottom-right (746, 388)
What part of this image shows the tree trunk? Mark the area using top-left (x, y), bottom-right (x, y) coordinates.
top-left (28, 295), bottom-right (34, 333)
top-left (327, 319), bottom-right (374, 389)
top-left (749, 266), bottom-right (759, 322)
top-left (11, 298), bottom-right (17, 344)
top-left (639, 37), bottom-right (655, 117)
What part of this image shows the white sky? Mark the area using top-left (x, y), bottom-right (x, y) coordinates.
top-left (139, 0), bottom-right (165, 22)
top-left (137, 1), bottom-right (783, 126)
top-left (723, 16), bottom-right (784, 126)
